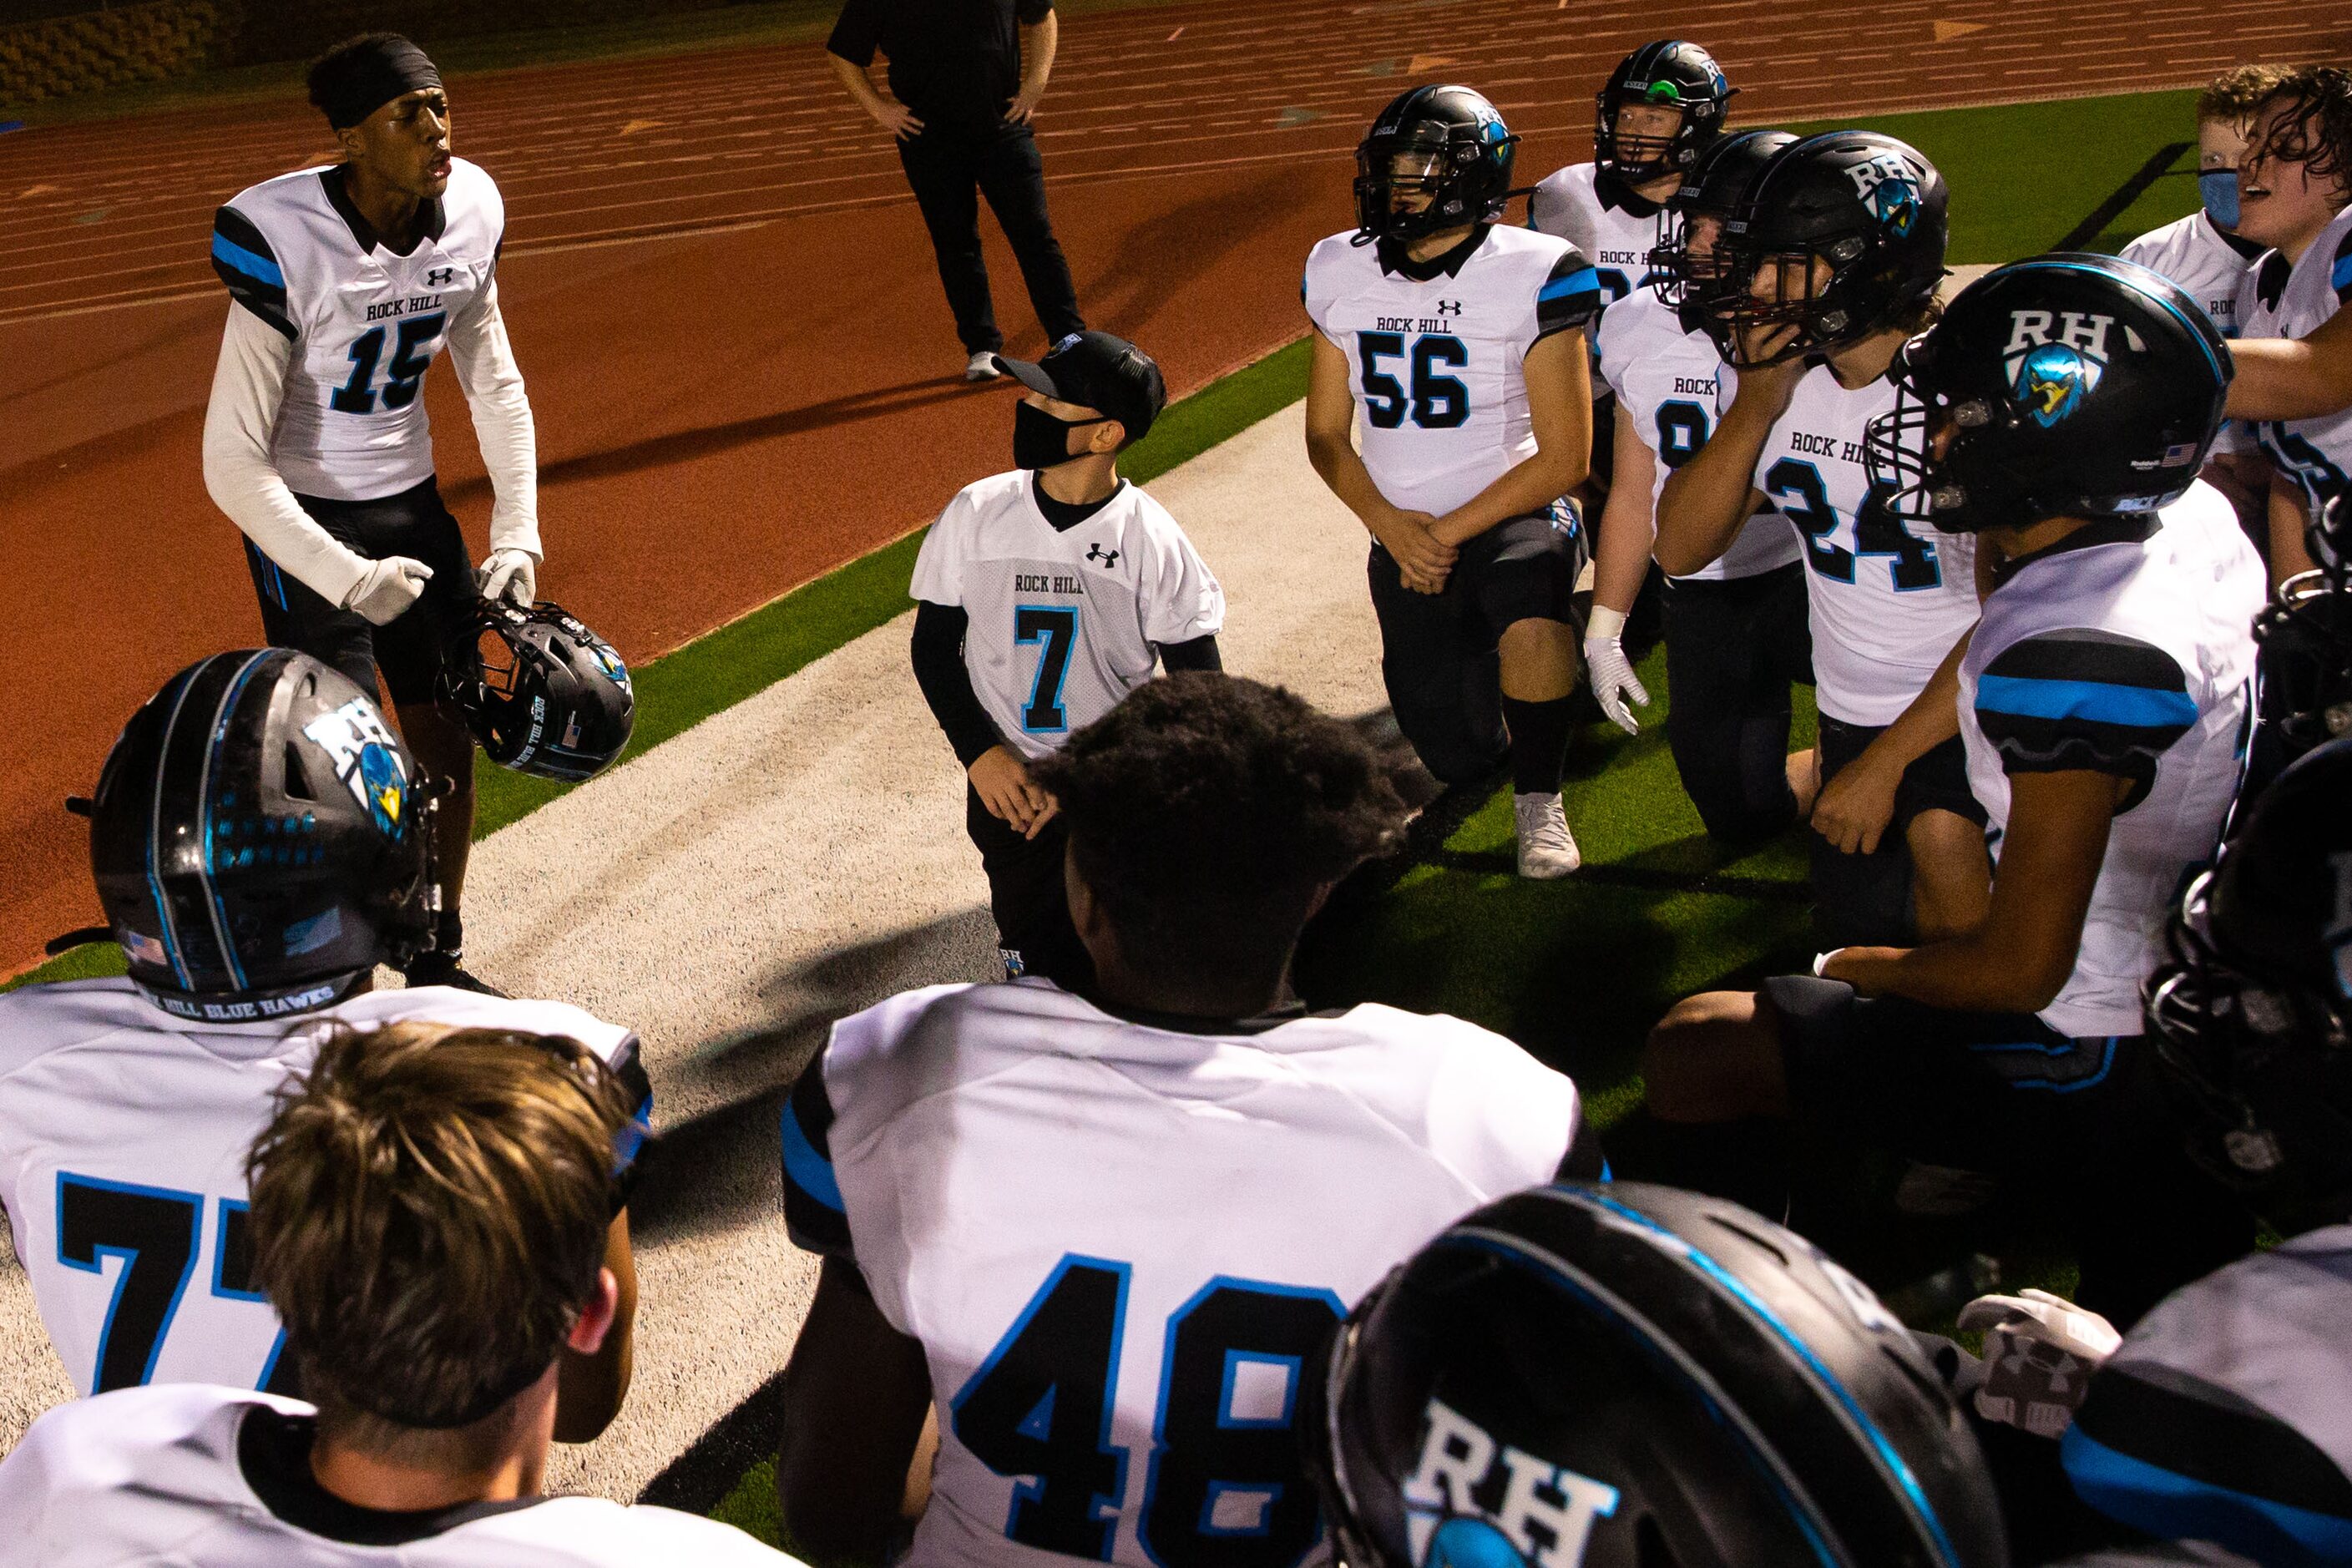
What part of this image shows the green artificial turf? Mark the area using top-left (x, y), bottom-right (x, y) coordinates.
top-left (1783, 89), bottom-right (2203, 262)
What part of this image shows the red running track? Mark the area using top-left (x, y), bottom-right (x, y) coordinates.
top-left (0, 0), bottom-right (2288, 975)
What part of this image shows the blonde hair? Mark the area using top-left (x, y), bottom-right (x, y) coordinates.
top-left (247, 1020), bottom-right (630, 1444)
top-left (2197, 63), bottom-right (2295, 125)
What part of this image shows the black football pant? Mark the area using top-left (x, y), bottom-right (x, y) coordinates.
top-left (1662, 564), bottom-right (1813, 845)
top-left (898, 123), bottom-right (1085, 357)
top-left (966, 783), bottom-right (1095, 994)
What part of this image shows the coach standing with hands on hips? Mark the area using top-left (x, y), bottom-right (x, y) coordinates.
top-left (827, 0), bottom-right (1088, 382)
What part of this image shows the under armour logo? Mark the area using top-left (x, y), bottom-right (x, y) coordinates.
top-left (1086, 544), bottom-right (1120, 568)
top-left (1436, 299), bottom-right (1464, 316)
top-left (426, 266), bottom-right (455, 287)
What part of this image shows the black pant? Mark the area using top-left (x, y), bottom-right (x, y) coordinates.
top-left (1367, 508), bottom-right (1587, 787)
top-left (966, 783), bottom-right (1094, 993)
top-left (1811, 714), bottom-right (1984, 950)
top-left (898, 123), bottom-right (1084, 356)
top-left (246, 478), bottom-right (477, 707)
top-left (1662, 564), bottom-right (1813, 844)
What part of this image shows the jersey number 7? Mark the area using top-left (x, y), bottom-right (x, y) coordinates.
top-left (952, 1253), bottom-right (1343, 1568)
top-left (57, 1173), bottom-right (292, 1395)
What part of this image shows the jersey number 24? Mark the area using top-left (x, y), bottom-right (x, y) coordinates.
top-left (953, 1252), bottom-right (1342, 1568)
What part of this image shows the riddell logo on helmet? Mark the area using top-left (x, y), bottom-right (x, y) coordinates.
top-left (1403, 1399), bottom-right (1621, 1567)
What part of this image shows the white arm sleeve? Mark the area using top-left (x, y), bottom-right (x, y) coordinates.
top-left (201, 303), bottom-right (373, 608)
top-left (445, 279), bottom-right (542, 559)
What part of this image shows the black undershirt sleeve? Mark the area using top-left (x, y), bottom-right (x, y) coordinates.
top-left (912, 600), bottom-right (1005, 768)
top-left (1156, 633), bottom-right (1223, 674)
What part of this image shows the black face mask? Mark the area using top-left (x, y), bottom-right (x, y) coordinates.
top-left (1015, 400), bottom-right (1110, 471)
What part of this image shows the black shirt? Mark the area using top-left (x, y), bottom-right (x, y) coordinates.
top-left (828, 0), bottom-right (1055, 133)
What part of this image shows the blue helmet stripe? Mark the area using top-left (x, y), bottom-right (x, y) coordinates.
top-left (144, 661), bottom-right (220, 990)
top-left (1570, 1189), bottom-right (1966, 1567)
top-left (195, 650), bottom-right (275, 992)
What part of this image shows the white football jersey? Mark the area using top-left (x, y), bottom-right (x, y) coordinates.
top-left (210, 158), bottom-right (504, 501)
top-left (909, 473), bottom-right (1224, 761)
top-left (2238, 205), bottom-right (2352, 529)
top-left (781, 981), bottom-right (1586, 1568)
top-left (1303, 225), bottom-right (1604, 517)
top-left (1593, 291), bottom-right (1800, 581)
top-left (0, 980), bottom-right (642, 1399)
top-left (1753, 366), bottom-right (1980, 726)
top-left (0, 1385), bottom-right (797, 1565)
top-left (2123, 211), bottom-right (2263, 457)
top-left (1959, 484), bottom-right (2263, 1039)
top-left (1525, 162), bottom-right (1670, 311)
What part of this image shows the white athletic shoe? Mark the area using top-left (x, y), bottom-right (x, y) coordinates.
top-left (966, 351), bottom-right (1004, 382)
top-left (1513, 791), bottom-right (1581, 879)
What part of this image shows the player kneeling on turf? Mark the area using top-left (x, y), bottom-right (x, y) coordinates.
top-left (0, 1020), bottom-right (791, 1565)
top-left (772, 674), bottom-right (1599, 1567)
top-left (910, 330), bottom-right (1224, 992)
top-left (0, 649), bottom-right (644, 1438)
top-left (1305, 86), bottom-right (1603, 878)
top-left (1641, 255), bottom-right (2263, 1326)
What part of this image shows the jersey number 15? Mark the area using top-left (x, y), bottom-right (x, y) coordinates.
top-left (331, 312), bottom-right (447, 415)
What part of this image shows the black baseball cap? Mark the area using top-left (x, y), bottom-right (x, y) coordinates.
top-left (994, 331), bottom-right (1167, 444)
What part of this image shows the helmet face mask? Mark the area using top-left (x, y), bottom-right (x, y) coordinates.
top-left (2256, 570), bottom-right (2352, 751)
top-left (1594, 41), bottom-right (1733, 185)
top-left (1649, 129), bottom-right (1799, 336)
top-left (1353, 86), bottom-right (1520, 246)
top-left (2145, 741), bottom-right (2352, 1237)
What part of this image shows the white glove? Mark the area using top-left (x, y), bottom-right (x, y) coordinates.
top-left (341, 556), bottom-right (433, 626)
top-left (1957, 1287), bottom-right (2122, 1439)
top-left (476, 547), bottom-right (538, 607)
top-left (1583, 635), bottom-right (1650, 736)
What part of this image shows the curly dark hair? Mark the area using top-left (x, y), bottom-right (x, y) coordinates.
top-left (1029, 674), bottom-right (1406, 995)
top-left (2251, 64), bottom-right (2352, 192)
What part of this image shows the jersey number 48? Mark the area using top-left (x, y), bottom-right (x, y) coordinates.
top-left (953, 1253), bottom-right (1343, 1568)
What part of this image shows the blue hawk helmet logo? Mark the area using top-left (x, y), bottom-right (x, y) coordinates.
top-left (588, 642), bottom-right (632, 690)
top-left (1421, 1517), bottom-right (1530, 1568)
top-left (2014, 343), bottom-right (2102, 427)
top-left (1869, 174), bottom-right (1920, 238)
top-left (357, 742), bottom-right (406, 838)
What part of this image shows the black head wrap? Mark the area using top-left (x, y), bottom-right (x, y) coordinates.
top-left (309, 33), bottom-right (443, 131)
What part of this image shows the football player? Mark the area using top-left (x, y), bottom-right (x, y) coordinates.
top-left (0, 650), bottom-right (644, 1440)
top-left (1947, 740), bottom-right (2352, 1565)
top-left (771, 675), bottom-right (1598, 1566)
top-left (2222, 66), bottom-right (2352, 424)
top-left (1528, 41), bottom-right (1735, 529)
top-left (2254, 493), bottom-right (2352, 769)
top-left (909, 330), bottom-right (1224, 990)
top-left (1586, 128), bottom-right (1816, 845)
top-left (1304, 86), bottom-right (1604, 877)
top-left (1642, 256), bottom-right (2263, 1325)
top-left (2120, 66), bottom-right (2286, 544)
top-left (203, 33), bottom-right (544, 992)
top-left (1656, 131), bottom-right (1990, 948)
top-left (0, 1019), bottom-right (791, 1566)
top-left (2223, 66), bottom-right (2349, 588)
top-left (1304, 1181), bottom-right (2010, 1567)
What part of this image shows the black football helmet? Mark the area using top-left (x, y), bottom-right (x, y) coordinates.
top-left (1306, 1182), bottom-right (2011, 1568)
top-left (1353, 85), bottom-right (1519, 245)
top-left (441, 599), bottom-right (635, 782)
top-left (1715, 130), bottom-right (1949, 367)
top-left (2309, 491), bottom-right (2351, 590)
top-left (2256, 570), bottom-right (2352, 756)
top-left (2145, 738), bottom-right (2352, 1237)
top-left (86, 650), bottom-right (435, 1021)
top-left (1649, 128), bottom-right (1797, 321)
top-left (1594, 41), bottom-right (1734, 185)
top-left (1862, 254), bottom-right (2231, 534)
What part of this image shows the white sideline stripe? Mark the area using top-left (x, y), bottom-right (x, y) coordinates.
top-left (0, 397), bottom-right (1388, 1495)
